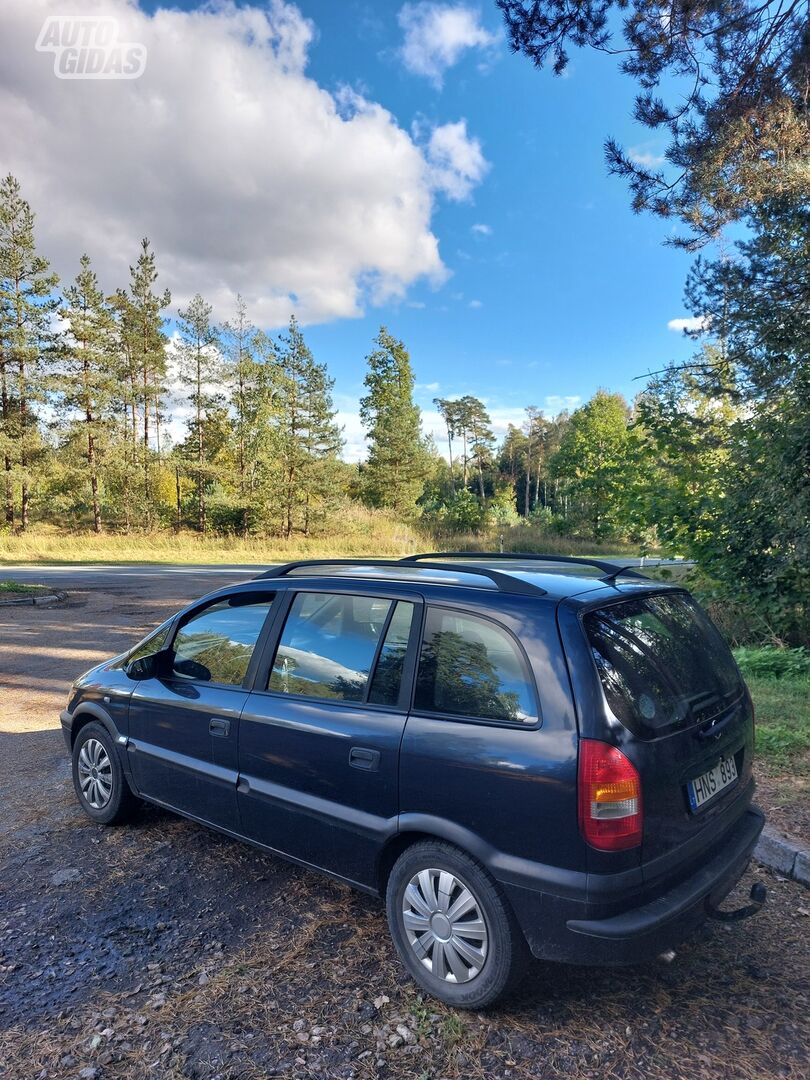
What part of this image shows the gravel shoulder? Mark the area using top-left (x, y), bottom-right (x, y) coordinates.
top-left (1, 579), bottom-right (808, 1080)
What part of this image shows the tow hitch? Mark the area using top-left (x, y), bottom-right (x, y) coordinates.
top-left (706, 881), bottom-right (767, 923)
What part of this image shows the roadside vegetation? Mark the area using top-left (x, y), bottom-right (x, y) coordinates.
top-left (0, 514), bottom-right (641, 566)
top-left (0, 578), bottom-right (47, 596)
top-left (735, 648), bottom-right (810, 776)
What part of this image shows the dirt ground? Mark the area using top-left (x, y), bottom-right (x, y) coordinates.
top-left (1, 580), bottom-right (808, 1080)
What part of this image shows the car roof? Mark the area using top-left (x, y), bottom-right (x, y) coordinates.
top-left (245, 553), bottom-right (680, 604)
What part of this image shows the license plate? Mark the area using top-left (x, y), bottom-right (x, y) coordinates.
top-left (687, 755), bottom-right (738, 811)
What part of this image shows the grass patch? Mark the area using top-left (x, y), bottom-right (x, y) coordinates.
top-left (735, 648), bottom-right (810, 775)
top-left (0, 580), bottom-right (47, 596)
top-left (0, 513), bottom-right (648, 566)
top-left (746, 675), bottom-right (810, 774)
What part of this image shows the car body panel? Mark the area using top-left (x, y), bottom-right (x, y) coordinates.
top-left (62, 559), bottom-right (764, 968)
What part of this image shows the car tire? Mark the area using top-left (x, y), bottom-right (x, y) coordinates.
top-left (385, 840), bottom-right (529, 1009)
top-left (72, 721), bottom-right (138, 825)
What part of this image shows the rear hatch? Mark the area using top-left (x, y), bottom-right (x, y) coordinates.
top-left (581, 591), bottom-right (754, 876)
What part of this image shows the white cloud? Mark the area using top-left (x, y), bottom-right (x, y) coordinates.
top-left (398, 2), bottom-right (498, 87)
top-left (425, 120), bottom-right (489, 201)
top-left (0, 0), bottom-right (492, 327)
top-left (544, 394), bottom-right (581, 413)
top-left (668, 316), bottom-right (708, 333)
top-left (471, 222), bottom-right (491, 236)
top-left (468, 299), bottom-right (482, 308)
top-left (628, 145), bottom-right (666, 169)
top-left (416, 381), bottom-right (441, 392)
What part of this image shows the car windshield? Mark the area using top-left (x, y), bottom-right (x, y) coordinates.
top-left (585, 593), bottom-right (743, 736)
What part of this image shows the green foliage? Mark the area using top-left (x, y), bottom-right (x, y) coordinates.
top-left (734, 647), bottom-right (810, 681)
top-left (175, 293), bottom-right (223, 532)
top-left (550, 390), bottom-right (636, 539)
top-left (0, 172), bottom-right (60, 529)
top-left (744, 672), bottom-right (810, 773)
top-left (640, 198), bottom-right (810, 645)
top-left (498, 1), bottom-right (810, 246)
top-left (360, 326), bottom-right (427, 514)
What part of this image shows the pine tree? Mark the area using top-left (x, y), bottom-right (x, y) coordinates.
top-left (0, 174), bottom-right (59, 529)
top-left (433, 397), bottom-right (460, 496)
top-left (360, 327), bottom-right (426, 514)
top-left (176, 294), bottom-right (221, 532)
top-left (221, 295), bottom-right (256, 514)
top-left (277, 317), bottom-right (342, 539)
top-left (58, 254), bottom-right (118, 532)
top-left (455, 396), bottom-right (495, 501)
top-left (120, 238), bottom-right (170, 526)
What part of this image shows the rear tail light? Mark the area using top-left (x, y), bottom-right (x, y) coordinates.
top-left (578, 739), bottom-right (642, 851)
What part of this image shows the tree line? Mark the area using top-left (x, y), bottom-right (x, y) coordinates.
top-left (1, 165), bottom-right (807, 642)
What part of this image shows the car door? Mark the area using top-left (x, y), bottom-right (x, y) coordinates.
top-left (127, 590), bottom-right (276, 832)
top-left (237, 587), bottom-right (421, 887)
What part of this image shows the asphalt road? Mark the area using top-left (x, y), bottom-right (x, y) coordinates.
top-left (0, 556), bottom-right (692, 596)
top-left (0, 562), bottom-right (266, 594)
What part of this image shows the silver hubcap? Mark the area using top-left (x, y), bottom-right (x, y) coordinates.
top-left (77, 738), bottom-right (113, 810)
top-left (402, 868), bottom-right (488, 983)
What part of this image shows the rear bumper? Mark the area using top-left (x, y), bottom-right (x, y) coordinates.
top-left (505, 806), bottom-right (765, 965)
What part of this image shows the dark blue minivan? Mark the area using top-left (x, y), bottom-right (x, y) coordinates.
top-left (62, 554), bottom-right (766, 1007)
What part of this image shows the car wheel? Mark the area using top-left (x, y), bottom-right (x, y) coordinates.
top-left (385, 840), bottom-right (528, 1009)
top-left (72, 721), bottom-right (138, 825)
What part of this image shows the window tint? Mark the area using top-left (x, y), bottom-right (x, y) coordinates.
top-left (172, 596), bottom-right (274, 686)
top-left (368, 601), bottom-right (416, 706)
top-left (414, 609), bottom-right (537, 724)
top-left (127, 622), bottom-right (171, 664)
top-left (269, 592), bottom-right (394, 702)
top-left (585, 593), bottom-right (743, 737)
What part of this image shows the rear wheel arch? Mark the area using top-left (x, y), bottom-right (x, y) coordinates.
top-left (376, 818), bottom-right (496, 895)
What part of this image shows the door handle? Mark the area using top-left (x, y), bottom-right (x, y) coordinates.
top-left (209, 717), bottom-right (231, 737)
top-left (349, 746), bottom-right (380, 771)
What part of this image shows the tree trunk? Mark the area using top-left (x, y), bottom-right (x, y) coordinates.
top-left (88, 430), bottom-right (101, 533)
top-left (1, 364), bottom-right (12, 527)
top-left (18, 359), bottom-right (28, 531)
top-left (446, 424), bottom-right (455, 496)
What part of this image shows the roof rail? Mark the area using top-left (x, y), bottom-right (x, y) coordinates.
top-left (256, 558), bottom-right (547, 596)
top-left (399, 551), bottom-right (647, 582)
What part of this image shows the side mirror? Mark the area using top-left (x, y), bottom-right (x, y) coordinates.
top-left (126, 650), bottom-right (167, 680)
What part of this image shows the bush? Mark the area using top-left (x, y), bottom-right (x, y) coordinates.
top-left (733, 646), bottom-right (810, 680)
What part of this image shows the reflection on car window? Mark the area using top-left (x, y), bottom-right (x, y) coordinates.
top-left (415, 609), bottom-right (537, 724)
top-left (127, 623), bottom-right (171, 664)
top-left (368, 601), bottom-right (415, 706)
top-left (172, 597), bottom-right (274, 686)
top-left (269, 592), bottom-right (394, 702)
top-left (585, 593), bottom-right (742, 735)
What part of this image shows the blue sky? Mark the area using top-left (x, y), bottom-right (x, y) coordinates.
top-left (295, 1), bottom-right (699, 449)
top-left (2, 0), bottom-right (704, 458)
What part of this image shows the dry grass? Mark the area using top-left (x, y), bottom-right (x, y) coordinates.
top-left (0, 512), bottom-right (645, 566)
top-left (0, 506), bottom-right (423, 565)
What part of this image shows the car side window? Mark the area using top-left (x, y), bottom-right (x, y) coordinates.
top-left (368, 601), bottom-right (416, 706)
top-left (414, 608), bottom-right (537, 724)
top-left (126, 623), bottom-right (171, 664)
top-left (171, 595), bottom-right (274, 687)
top-left (269, 592), bottom-right (411, 704)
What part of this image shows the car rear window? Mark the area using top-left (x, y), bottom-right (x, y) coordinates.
top-left (584, 593), bottom-right (743, 737)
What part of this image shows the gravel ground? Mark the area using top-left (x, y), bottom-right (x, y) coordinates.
top-left (1, 581), bottom-right (808, 1080)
